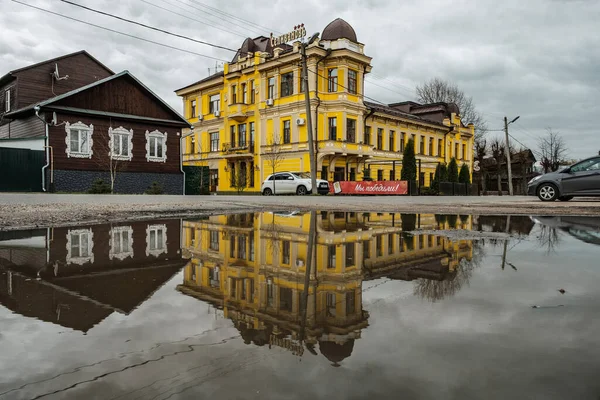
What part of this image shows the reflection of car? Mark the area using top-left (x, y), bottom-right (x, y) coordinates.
top-left (527, 156), bottom-right (600, 201)
top-left (261, 172), bottom-right (330, 195)
top-left (531, 216), bottom-right (600, 246)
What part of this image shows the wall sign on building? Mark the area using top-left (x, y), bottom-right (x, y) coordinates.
top-left (270, 24), bottom-right (307, 47)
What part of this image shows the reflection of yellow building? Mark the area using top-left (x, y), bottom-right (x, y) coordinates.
top-left (176, 19), bottom-right (475, 194)
top-left (177, 212), bottom-right (472, 364)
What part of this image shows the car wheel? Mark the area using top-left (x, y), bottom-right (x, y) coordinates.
top-left (263, 188), bottom-right (273, 196)
top-left (537, 183), bottom-right (558, 202)
top-left (296, 185), bottom-right (308, 195)
top-left (558, 196), bottom-right (573, 201)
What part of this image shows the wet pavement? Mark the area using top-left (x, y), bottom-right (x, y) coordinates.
top-left (0, 212), bottom-right (599, 399)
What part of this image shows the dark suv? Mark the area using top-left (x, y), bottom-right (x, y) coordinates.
top-left (527, 156), bottom-right (600, 201)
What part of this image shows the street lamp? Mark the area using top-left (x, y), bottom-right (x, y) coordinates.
top-left (504, 115), bottom-right (521, 195)
top-left (301, 33), bottom-right (320, 195)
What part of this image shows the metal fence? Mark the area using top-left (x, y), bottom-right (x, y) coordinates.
top-left (0, 148), bottom-right (45, 192)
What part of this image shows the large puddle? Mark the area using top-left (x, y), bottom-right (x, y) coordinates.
top-left (1, 213), bottom-right (599, 399)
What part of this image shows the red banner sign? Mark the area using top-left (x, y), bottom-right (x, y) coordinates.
top-left (331, 181), bottom-right (408, 195)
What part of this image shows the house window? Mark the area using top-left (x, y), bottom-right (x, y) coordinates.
top-left (282, 240), bottom-right (291, 264)
top-left (249, 233), bottom-right (255, 261)
top-left (326, 292), bottom-right (336, 316)
top-left (209, 267), bottom-right (220, 288)
top-left (377, 169), bottom-right (383, 181)
top-left (438, 139), bottom-right (443, 157)
top-left (463, 144), bottom-right (467, 160)
top-left (66, 228), bottom-right (94, 265)
top-left (109, 126), bottom-right (133, 161)
top-left (455, 143), bottom-right (460, 159)
top-left (348, 70), bottom-right (357, 94)
top-left (65, 122), bottom-right (94, 159)
top-left (363, 240), bottom-right (370, 260)
top-left (389, 170), bottom-right (394, 181)
top-left (210, 169), bottom-right (218, 189)
top-left (389, 130), bottom-right (395, 152)
top-left (241, 83), bottom-right (247, 104)
top-left (328, 68), bottom-right (338, 92)
top-left (210, 132), bottom-right (219, 152)
top-left (400, 132), bottom-right (405, 152)
top-left (388, 233), bottom-right (394, 255)
top-left (345, 242), bottom-right (355, 267)
top-left (249, 162), bottom-right (255, 187)
top-left (364, 126), bottom-right (371, 145)
top-left (231, 84), bottom-right (237, 104)
top-left (145, 130), bottom-right (167, 162)
top-left (229, 163), bottom-right (236, 187)
top-left (268, 77), bottom-right (275, 99)
top-left (238, 124), bottom-right (247, 147)
top-left (146, 224), bottom-right (167, 257)
top-left (328, 117), bottom-right (337, 140)
top-left (4, 89), bottom-right (10, 112)
top-left (429, 138), bottom-right (434, 156)
top-left (376, 235), bottom-right (383, 257)
top-left (420, 136), bottom-right (425, 154)
top-left (283, 120), bottom-right (291, 144)
top-left (420, 172), bottom-right (425, 186)
top-left (280, 72), bottom-right (294, 97)
top-left (191, 99), bottom-right (196, 118)
top-left (250, 80), bottom-right (255, 104)
top-left (230, 235), bottom-right (236, 258)
top-left (109, 226), bottom-right (133, 260)
top-left (346, 291), bottom-right (356, 314)
top-left (209, 94), bottom-right (220, 114)
top-left (328, 245), bottom-right (336, 269)
top-left (346, 118), bottom-right (356, 143)
top-left (267, 279), bottom-right (275, 307)
top-left (209, 230), bottom-right (219, 250)
top-left (377, 128), bottom-right (383, 150)
top-left (230, 125), bottom-right (236, 148)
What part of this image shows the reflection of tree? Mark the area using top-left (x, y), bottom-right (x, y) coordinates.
top-left (401, 214), bottom-right (416, 250)
top-left (538, 225), bottom-right (561, 254)
top-left (414, 240), bottom-right (484, 302)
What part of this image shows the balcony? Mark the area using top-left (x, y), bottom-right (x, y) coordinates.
top-left (227, 103), bottom-right (252, 122)
top-left (318, 139), bottom-right (374, 156)
top-left (221, 141), bottom-right (255, 157)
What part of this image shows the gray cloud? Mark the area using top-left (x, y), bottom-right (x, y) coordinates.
top-left (1, 0), bottom-right (598, 158)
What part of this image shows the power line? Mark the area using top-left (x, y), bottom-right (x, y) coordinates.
top-left (185, 0), bottom-right (281, 35)
top-left (11, 0), bottom-right (230, 62)
top-left (58, 0), bottom-right (237, 53)
top-left (364, 78), bottom-right (417, 101)
top-left (140, 0), bottom-right (248, 39)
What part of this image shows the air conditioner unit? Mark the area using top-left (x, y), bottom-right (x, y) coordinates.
top-left (266, 99), bottom-right (274, 106)
top-left (296, 259), bottom-right (305, 267)
top-left (296, 118), bottom-right (306, 126)
top-left (214, 111), bottom-right (220, 117)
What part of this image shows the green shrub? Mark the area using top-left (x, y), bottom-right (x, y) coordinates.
top-left (447, 158), bottom-right (459, 183)
top-left (420, 187), bottom-right (438, 196)
top-left (145, 181), bottom-right (164, 195)
top-left (88, 178), bottom-right (111, 194)
top-left (401, 138), bottom-right (417, 182)
top-left (459, 164), bottom-right (471, 184)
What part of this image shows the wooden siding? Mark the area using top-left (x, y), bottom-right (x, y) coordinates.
top-left (53, 75), bottom-right (177, 121)
top-left (14, 52), bottom-right (113, 110)
top-left (49, 112), bottom-right (182, 173)
top-left (0, 114), bottom-right (45, 139)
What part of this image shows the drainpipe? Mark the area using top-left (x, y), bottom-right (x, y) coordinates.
top-left (35, 106), bottom-right (50, 192)
top-left (180, 127), bottom-right (194, 195)
top-left (314, 49), bottom-right (332, 177)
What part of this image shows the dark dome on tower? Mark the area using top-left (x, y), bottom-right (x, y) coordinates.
top-left (322, 18), bottom-right (358, 43)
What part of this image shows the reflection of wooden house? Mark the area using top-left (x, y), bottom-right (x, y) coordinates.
top-left (178, 211), bottom-right (473, 364)
top-left (0, 219), bottom-right (185, 332)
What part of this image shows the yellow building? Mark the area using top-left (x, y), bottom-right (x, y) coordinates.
top-left (177, 211), bottom-right (473, 363)
top-left (175, 19), bottom-right (475, 194)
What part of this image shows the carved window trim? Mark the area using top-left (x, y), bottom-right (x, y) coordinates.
top-left (66, 228), bottom-right (94, 265)
top-left (108, 126), bottom-right (133, 161)
top-left (146, 224), bottom-right (167, 257)
top-left (145, 130), bottom-right (167, 162)
top-left (109, 225), bottom-right (134, 260)
top-left (65, 122), bottom-right (94, 158)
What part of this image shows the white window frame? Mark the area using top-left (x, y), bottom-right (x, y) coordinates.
top-left (146, 224), bottom-right (167, 257)
top-left (209, 94), bottom-right (220, 114)
top-left (109, 225), bottom-right (134, 260)
top-left (108, 126), bottom-right (133, 161)
top-left (145, 130), bottom-right (167, 162)
top-left (65, 122), bottom-right (94, 158)
top-left (66, 228), bottom-right (94, 265)
top-left (4, 89), bottom-right (10, 112)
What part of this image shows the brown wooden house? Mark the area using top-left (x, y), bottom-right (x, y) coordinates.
top-left (0, 51), bottom-right (190, 193)
top-left (0, 219), bottom-right (187, 332)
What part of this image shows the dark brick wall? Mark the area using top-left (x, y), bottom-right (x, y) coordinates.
top-left (52, 169), bottom-right (183, 194)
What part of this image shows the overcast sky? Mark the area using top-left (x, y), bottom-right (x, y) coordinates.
top-left (1, 0), bottom-right (598, 159)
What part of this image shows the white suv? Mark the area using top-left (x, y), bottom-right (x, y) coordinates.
top-left (261, 172), bottom-right (330, 195)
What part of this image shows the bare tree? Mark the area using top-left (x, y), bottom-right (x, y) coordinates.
top-left (538, 128), bottom-right (568, 173)
top-left (262, 133), bottom-right (285, 195)
top-left (416, 77), bottom-right (488, 143)
top-left (490, 138), bottom-right (505, 195)
top-left (474, 138), bottom-right (488, 194)
top-left (94, 127), bottom-right (129, 194)
top-left (230, 164), bottom-right (247, 195)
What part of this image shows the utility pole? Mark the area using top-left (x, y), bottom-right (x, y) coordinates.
top-left (301, 36), bottom-right (319, 195)
top-left (504, 116), bottom-right (514, 196)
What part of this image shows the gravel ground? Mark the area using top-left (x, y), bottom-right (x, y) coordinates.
top-left (1, 193), bottom-right (599, 231)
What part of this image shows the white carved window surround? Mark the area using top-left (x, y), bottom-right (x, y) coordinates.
top-left (109, 225), bottom-right (134, 260)
top-left (65, 122), bottom-right (94, 158)
top-left (146, 224), bottom-right (167, 257)
top-left (66, 229), bottom-right (94, 265)
top-left (145, 130), bottom-right (167, 162)
top-left (109, 126), bottom-right (133, 161)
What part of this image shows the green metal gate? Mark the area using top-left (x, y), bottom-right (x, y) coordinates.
top-left (0, 148), bottom-right (45, 192)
